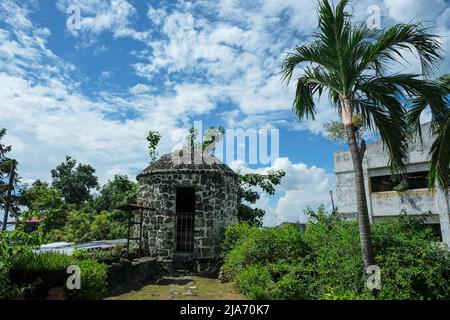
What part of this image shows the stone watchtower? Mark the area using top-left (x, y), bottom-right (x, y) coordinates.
top-left (136, 149), bottom-right (239, 273)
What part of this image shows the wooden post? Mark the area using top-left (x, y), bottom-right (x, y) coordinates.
top-left (139, 208), bottom-right (143, 258)
top-left (126, 214), bottom-right (131, 258)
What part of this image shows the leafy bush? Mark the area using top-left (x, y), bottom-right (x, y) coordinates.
top-left (321, 287), bottom-right (369, 300)
top-left (302, 207), bottom-right (366, 297)
top-left (90, 212), bottom-right (127, 240)
top-left (236, 265), bottom-right (273, 300)
top-left (2, 237), bottom-right (109, 300)
top-left (72, 248), bottom-right (90, 261)
top-left (21, 174), bottom-right (131, 245)
top-left (223, 207), bottom-right (450, 300)
top-left (14, 252), bottom-right (74, 271)
top-left (0, 230), bottom-right (39, 299)
top-left (222, 222), bottom-right (255, 254)
top-left (65, 259), bottom-right (107, 300)
top-left (372, 215), bottom-right (450, 299)
top-left (269, 262), bottom-right (317, 300)
top-left (223, 223), bottom-right (307, 279)
top-left (55, 210), bottom-right (126, 244)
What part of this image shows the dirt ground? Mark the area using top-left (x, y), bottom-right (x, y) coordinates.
top-left (106, 275), bottom-right (246, 300)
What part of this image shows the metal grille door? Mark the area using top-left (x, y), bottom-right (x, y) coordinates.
top-left (175, 187), bottom-right (196, 254)
top-left (175, 211), bottom-right (195, 253)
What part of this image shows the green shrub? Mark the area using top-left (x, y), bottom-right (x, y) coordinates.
top-left (0, 230), bottom-right (39, 299)
top-left (321, 287), bottom-right (370, 300)
top-left (236, 265), bottom-right (273, 300)
top-left (0, 259), bottom-right (15, 299)
top-left (72, 248), bottom-right (90, 261)
top-left (223, 208), bottom-right (450, 300)
top-left (223, 224), bottom-right (307, 279)
top-left (65, 259), bottom-right (107, 300)
top-left (372, 215), bottom-right (450, 300)
top-left (302, 208), bottom-right (365, 297)
top-left (222, 222), bottom-right (255, 254)
top-left (14, 252), bottom-right (74, 271)
top-left (269, 262), bottom-right (317, 300)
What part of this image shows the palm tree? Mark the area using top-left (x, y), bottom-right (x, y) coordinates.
top-left (281, 0), bottom-right (446, 269)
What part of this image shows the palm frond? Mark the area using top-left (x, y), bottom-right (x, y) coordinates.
top-left (292, 76), bottom-right (320, 121)
top-left (281, 42), bottom-right (327, 84)
top-left (359, 100), bottom-right (409, 173)
top-left (406, 75), bottom-right (448, 140)
top-left (429, 114), bottom-right (450, 189)
top-left (355, 75), bottom-right (412, 173)
top-left (360, 23), bottom-right (443, 77)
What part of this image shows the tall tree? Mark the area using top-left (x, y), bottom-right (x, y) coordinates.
top-left (51, 156), bottom-right (99, 205)
top-left (0, 129), bottom-right (21, 230)
top-left (238, 170), bottom-right (286, 226)
top-left (21, 180), bottom-right (69, 234)
top-left (0, 129), bottom-right (18, 186)
top-left (92, 174), bottom-right (138, 214)
top-left (281, 0), bottom-right (446, 269)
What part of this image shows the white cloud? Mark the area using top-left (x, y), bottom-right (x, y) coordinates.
top-left (381, 0), bottom-right (450, 76)
top-left (230, 157), bottom-right (334, 226)
top-left (128, 84), bottom-right (156, 95)
top-left (0, 1), bottom-right (214, 185)
top-left (56, 0), bottom-right (149, 44)
top-left (56, 0), bottom-right (449, 134)
top-left (384, 0), bottom-right (447, 22)
top-left (1, 0), bottom-right (449, 193)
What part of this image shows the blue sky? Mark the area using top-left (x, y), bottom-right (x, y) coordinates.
top-left (1, 0), bottom-right (449, 225)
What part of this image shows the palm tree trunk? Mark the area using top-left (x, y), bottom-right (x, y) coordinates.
top-left (346, 125), bottom-right (376, 269)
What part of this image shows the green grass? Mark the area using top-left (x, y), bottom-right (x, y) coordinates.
top-left (14, 252), bottom-right (75, 271)
top-left (107, 275), bottom-right (246, 300)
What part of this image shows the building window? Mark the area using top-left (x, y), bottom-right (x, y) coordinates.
top-left (407, 171), bottom-right (430, 189)
top-left (371, 171), bottom-right (429, 192)
top-left (427, 223), bottom-right (442, 241)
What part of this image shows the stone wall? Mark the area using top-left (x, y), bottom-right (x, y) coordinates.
top-left (107, 257), bottom-right (158, 296)
top-left (137, 170), bottom-right (238, 271)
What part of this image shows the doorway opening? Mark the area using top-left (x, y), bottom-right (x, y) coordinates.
top-left (175, 187), bottom-right (195, 254)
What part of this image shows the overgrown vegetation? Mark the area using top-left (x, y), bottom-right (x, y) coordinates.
top-left (14, 252), bottom-right (75, 271)
top-left (0, 230), bottom-right (109, 300)
top-left (20, 165), bottom-right (137, 243)
top-left (0, 230), bottom-right (39, 299)
top-left (223, 207), bottom-right (450, 300)
top-left (65, 259), bottom-right (108, 300)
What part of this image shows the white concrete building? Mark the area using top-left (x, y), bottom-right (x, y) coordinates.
top-left (334, 123), bottom-right (450, 246)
